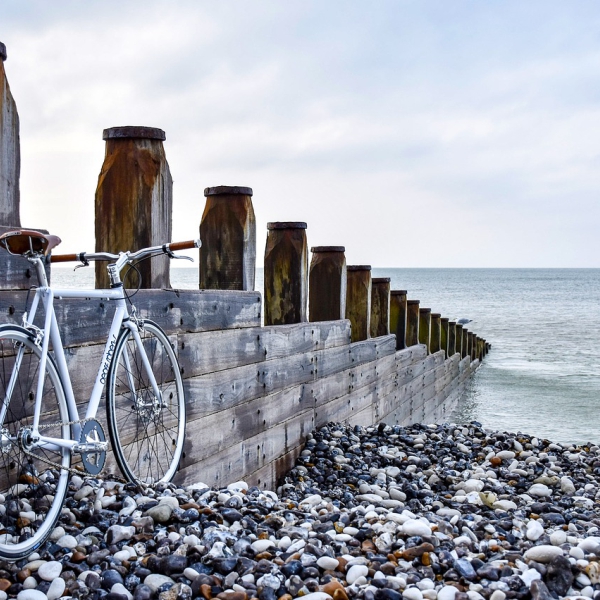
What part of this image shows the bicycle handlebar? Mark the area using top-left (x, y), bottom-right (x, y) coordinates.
top-left (50, 239), bottom-right (201, 264)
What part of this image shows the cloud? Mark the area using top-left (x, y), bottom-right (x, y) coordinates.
top-left (1, 0), bottom-right (599, 266)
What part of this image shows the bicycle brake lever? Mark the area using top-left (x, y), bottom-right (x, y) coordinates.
top-left (172, 254), bottom-right (194, 263)
top-left (165, 249), bottom-right (194, 262)
top-left (74, 255), bottom-right (90, 271)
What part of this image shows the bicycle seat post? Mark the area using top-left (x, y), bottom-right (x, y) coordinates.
top-left (30, 255), bottom-right (49, 288)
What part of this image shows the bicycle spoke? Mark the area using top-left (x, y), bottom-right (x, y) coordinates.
top-left (107, 323), bottom-right (185, 485)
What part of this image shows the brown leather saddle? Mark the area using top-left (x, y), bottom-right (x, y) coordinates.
top-left (0, 229), bottom-right (62, 256)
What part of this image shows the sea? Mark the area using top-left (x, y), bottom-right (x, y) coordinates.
top-left (52, 266), bottom-right (600, 446)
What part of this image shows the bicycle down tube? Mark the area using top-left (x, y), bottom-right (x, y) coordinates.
top-left (21, 282), bottom-right (162, 452)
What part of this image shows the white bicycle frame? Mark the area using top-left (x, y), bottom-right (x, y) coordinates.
top-left (4, 254), bottom-right (162, 453)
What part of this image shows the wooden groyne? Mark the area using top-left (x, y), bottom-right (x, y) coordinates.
top-left (0, 43), bottom-right (490, 489)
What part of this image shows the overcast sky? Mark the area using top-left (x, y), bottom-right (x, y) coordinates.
top-left (2, 1), bottom-right (600, 267)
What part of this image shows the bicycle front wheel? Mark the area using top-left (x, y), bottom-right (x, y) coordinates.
top-left (0, 326), bottom-right (71, 560)
top-left (106, 320), bottom-right (186, 484)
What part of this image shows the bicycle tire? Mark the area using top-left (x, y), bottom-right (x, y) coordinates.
top-left (0, 325), bottom-right (71, 560)
top-left (106, 320), bottom-right (186, 484)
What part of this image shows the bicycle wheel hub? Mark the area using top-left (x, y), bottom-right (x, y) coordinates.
top-left (135, 393), bottom-right (163, 420)
top-left (18, 427), bottom-right (36, 452)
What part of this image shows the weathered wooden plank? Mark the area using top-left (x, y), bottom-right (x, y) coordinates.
top-left (0, 289), bottom-right (262, 347)
top-left (315, 382), bottom-right (377, 428)
top-left (181, 383), bottom-right (312, 463)
top-left (348, 404), bottom-right (376, 428)
top-left (176, 408), bottom-right (315, 488)
top-left (246, 445), bottom-right (303, 490)
top-left (178, 320), bottom-right (350, 379)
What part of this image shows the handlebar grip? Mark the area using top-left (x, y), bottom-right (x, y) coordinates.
top-left (168, 239), bottom-right (201, 251)
top-left (51, 253), bottom-right (79, 263)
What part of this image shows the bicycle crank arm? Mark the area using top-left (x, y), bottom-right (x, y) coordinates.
top-left (72, 441), bottom-right (108, 454)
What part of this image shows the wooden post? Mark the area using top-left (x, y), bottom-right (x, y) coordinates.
top-left (440, 317), bottom-right (449, 358)
top-left (95, 126), bottom-right (172, 289)
top-left (0, 42), bottom-right (20, 227)
top-left (430, 313), bottom-right (441, 354)
top-left (462, 328), bottom-right (469, 359)
top-left (418, 307), bottom-right (431, 353)
top-left (0, 43), bottom-right (51, 289)
top-left (309, 246), bottom-right (346, 322)
top-left (455, 323), bottom-right (463, 357)
top-left (406, 300), bottom-right (420, 347)
top-left (477, 337), bottom-right (484, 361)
top-left (264, 222), bottom-right (308, 326)
top-left (200, 186), bottom-right (256, 291)
top-left (448, 321), bottom-right (457, 357)
top-left (468, 332), bottom-right (475, 361)
top-left (370, 277), bottom-right (391, 338)
top-left (390, 290), bottom-right (407, 350)
top-left (346, 266), bottom-right (372, 343)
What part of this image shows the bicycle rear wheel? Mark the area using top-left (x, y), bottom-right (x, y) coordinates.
top-left (0, 326), bottom-right (71, 560)
top-left (106, 320), bottom-right (186, 484)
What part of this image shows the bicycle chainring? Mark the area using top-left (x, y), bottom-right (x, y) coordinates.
top-left (80, 419), bottom-right (107, 475)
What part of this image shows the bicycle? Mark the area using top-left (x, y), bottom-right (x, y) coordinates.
top-left (0, 229), bottom-right (200, 560)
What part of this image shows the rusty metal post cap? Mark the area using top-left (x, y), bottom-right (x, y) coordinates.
top-left (103, 126), bottom-right (166, 141)
top-left (0, 42), bottom-right (6, 61)
top-left (372, 277), bottom-right (391, 284)
top-left (205, 186), bottom-right (253, 197)
top-left (347, 265), bottom-right (371, 271)
top-left (391, 290), bottom-right (407, 296)
top-left (267, 222), bottom-right (307, 230)
top-left (311, 246), bottom-right (345, 252)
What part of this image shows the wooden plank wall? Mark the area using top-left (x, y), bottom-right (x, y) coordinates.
top-left (0, 290), bottom-right (479, 490)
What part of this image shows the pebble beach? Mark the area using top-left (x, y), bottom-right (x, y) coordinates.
top-left (3, 422), bottom-right (600, 600)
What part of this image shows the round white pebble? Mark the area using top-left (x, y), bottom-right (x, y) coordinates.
top-left (524, 545), bottom-right (563, 563)
top-left (403, 587), bottom-right (424, 600)
top-left (37, 560), bottom-right (62, 581)
top-left (437, 586), bottom-right (458, 600)
top-left (251, 539), bottom-right (274, 553)
top-left (317, 556), bottom-right (339, 570)
top-left (47, 578), bottom-right (66, 600)
top-left (346, 564), bottom-right (369, 585)
top-left (17, 591), bottom-right (47, 600)
top-left (403, 519), bottom-right (432, 536)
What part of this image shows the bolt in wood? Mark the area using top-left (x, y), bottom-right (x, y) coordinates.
top-left (390, 290), bottom-right (407, 350)
top-left (309, 246), bottom-right (346, 322)
top-left (95, 126), bottom-right (172, 289)
top-left (346, 266), bottom-right (372, 343)
top-left (430, 313), bottom-right (441, 354)
top-left (406, 300), bottom-right (420, 347)
top-left (264, 222), bottom-right (308, 326)
top-left (440, 317), bottom-right (449, 358)
top-left (419, 307), bottom-right (431, 353)
top-left (200, 186), bottom-right (256, 291)
top-left (455, 323), bottom-right (463, 357)
top-left (0, 42), bottom-right (20, 227)
top-left (370, 277), bottom-right (391, 338)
